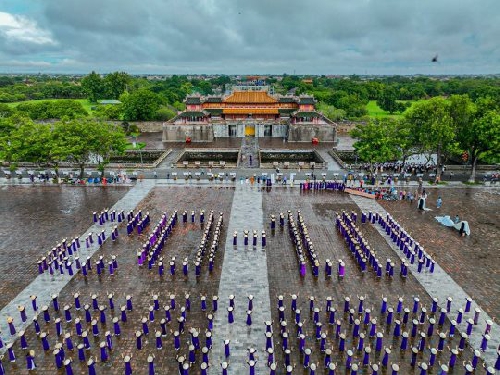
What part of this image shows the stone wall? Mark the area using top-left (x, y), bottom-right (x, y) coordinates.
top-left (287, 124), bottom-right (336, 143)
top-left (162, 124), bottom-right (214, 142)
top-left (213, 124), bottom-right (229, 138)
top-left (215, 123), bottom-right (289, 138)
top-left (134, 121), bottom-right (164, 132)
top-left (255, 124), bottom-right (288, 138)
top-left (336, 120), bottom-right (364, 134)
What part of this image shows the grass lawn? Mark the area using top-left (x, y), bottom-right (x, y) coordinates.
top-left (125, 142), bottom-right (146, 150)
top-left (366, 99), bottom-right (428, 119)
top-left (6, 99), bottom-right (94, 114)
top-left (366, 100), bottom-right (403, 118)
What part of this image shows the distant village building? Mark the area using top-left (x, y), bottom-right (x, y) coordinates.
top-left (163, 86), bottom-right (337, 143)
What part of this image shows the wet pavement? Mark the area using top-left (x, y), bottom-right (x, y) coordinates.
top-left (0, 185), bottom-right (130, 310)
top-left (262, 188), bottom-right (490, 373)
top-left (379, 188), bottom-right (500, 322)
top-left (351, 194), bottom-right (499, 367)
top-left (0, 182), bottom-right (498, 373)
top-left (209, 185), bottom-right (272, 374)
top-left (0, 185), bottom-right (233, 374)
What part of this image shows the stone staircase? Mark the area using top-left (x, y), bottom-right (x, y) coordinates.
top-left (156, 149), bottom-right (183, 168)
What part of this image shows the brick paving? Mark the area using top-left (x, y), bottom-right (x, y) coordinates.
top-left (0, 181), bottom-right (154, 338)
top-left (0, 185), bottom-right (130, 310)
top-left (0, 183), bottom-right (497, 373)
top-left (351, 194), bottom-right (499, 367)
top-left (379, 188), bottom-right (500, 322)
top-left (0, 186), bottom-right (233, 374)
top-left (262, 188), bottom-right (487, 373)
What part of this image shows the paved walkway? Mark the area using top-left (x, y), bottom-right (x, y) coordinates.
top-left (209, 184), bottom-right (272, 374)
top-left (0, 180), bottom-right (156, 353)
top-left (350, 195), bottom-right (499, 368)
top-left (239, 137), bottom-right (260, 168)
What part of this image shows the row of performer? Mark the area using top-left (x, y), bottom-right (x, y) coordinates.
top-left (288, 211), bottom-right (320, 277)
top-left (37, 230), bottom-right (119, 277)
top-left (1, 291), bottom-right (497, 374)
top-left (232, 230), bottom-right (267, 247)
top-left (299, 181), bottom-right (347, 192)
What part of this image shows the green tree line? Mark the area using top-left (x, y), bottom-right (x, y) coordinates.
top-left (351, 94), bottom-right (500, 182)
top-left (278, 75), bottom-right (500, 118)
top-left (0, 116), bottom-right (127, 178)
top-left (3, 73), bottom-right (499, 122)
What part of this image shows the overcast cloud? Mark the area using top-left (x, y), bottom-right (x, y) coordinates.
top-left (0, 0), bottom-right (498, 74)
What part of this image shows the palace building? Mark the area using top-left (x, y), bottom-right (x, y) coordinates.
top-left (163, 86), bottom-right (336, 142)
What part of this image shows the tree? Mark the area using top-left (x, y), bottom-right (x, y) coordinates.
top-left (52, 119), bottom-right (124, 178)
top-left (121, 89), bottom-right (162, 121)
top-left (15, 100), bottom-right (87, 120)
top-left (390, 118), bottom-right (419, 166)
top-left (104, 72), bottom-right (130, 99)
top-left (1, 117), bottom-right (53, 165)
top-left (52, 119), bottom-right (93, 177)
top-left (91, 122), bottom-right (128, 177)
top-left (452, 96), bottom-right (500, 181)
top-left (377, 86), bottom-right (399, 114)
top-left (377, 86), bottom-right (410, 114)
top-left (0, 103), bottom-right (14, 118)
top-left (210, 75), bottom-right (231, 87)
top-left (350, 119), bottom-right (398, 175)
top-left (473, 110), bottom-right (500, 166)
top-left (93, 104), bottom-right (123, 120)
top-left (172, 101), bottom-right (185, 111)
top-left (337, 94), bottom-right (368, 118)
top-left (404, 97), bottom-right (456, 181)
top-left (316, 102), bottom-right (346, 121)
top-left (154, 107), bottom-right (177, 121)
top-left (0, 116), bottom-right (16, 144)
top-left (190, 79), bottom-right (213, 95)
top-left (81, 71), bottom-right (104, 103)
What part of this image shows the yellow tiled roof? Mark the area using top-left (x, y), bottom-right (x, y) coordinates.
top-left (224, 91), bottom-right (277, 104)
top-left (222, 108), bottom-right (279, 115)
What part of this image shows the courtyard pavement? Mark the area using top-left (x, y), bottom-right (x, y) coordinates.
top-left (0, 175), bottom-right (498, 373)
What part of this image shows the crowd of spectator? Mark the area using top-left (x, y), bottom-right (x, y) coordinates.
top-left (358, 162), bottom-right (437, 175)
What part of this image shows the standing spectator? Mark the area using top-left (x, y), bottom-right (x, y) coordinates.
top-left (436, 196), bottom-right (442, 208)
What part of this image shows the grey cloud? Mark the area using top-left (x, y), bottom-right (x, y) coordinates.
top-left (0, 0), bottom-right (498, 74)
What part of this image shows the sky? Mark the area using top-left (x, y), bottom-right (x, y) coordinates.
top-left (0, 0), bottom-right (498, 75)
